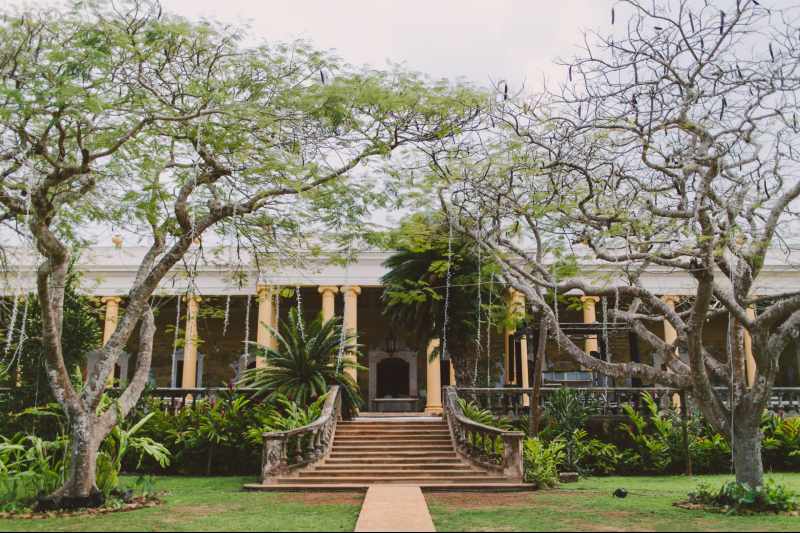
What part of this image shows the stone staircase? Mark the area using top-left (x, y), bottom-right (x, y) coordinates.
top-left (247, 416), bottom-right (530, 491)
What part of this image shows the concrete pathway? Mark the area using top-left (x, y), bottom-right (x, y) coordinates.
top-left (354, 485), bottom-right (436, 532)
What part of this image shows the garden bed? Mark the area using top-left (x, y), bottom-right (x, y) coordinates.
top-left (0, 495), bottom-right (161, 520)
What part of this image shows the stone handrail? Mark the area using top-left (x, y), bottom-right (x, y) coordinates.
top-left (443, 386), bottom-right (525, 480)
top-left (260, 385), bottom-right (342, 484)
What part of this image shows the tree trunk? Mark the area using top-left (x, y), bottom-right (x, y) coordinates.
top-left (38, 416), bottom-right (105, 510)
top-left (733, 420), bottom-right (765, 487)
top-left (530, 317), bottom-right (548, 436)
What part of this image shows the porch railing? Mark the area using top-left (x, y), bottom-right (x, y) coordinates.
top-left (443, 386), bottom-right (525, 480)
top-left (456, 386), bottom-right (800, 418)
top-left (260, 385), bottom-right (341, 484)
top-left (133, 387), bottom-right (259, 412)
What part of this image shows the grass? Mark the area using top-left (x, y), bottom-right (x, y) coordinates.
top-left (0, 476), bottom-right (362, 532)
top-left (427, 474), bottom-right (800, 532)
top-left (4, 474), bottom-right (800, 531)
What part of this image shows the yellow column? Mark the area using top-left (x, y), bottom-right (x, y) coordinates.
top-left (745, 305), bottom-right (757, 387)
top-left (662, 295), bottom-right (681, 408)
top-left (256, 284), bottom-right (276, 368)
top-left (425, 338), bottom-right (442, 415)
top-left (504, 288), bottom-right (526, 385)
top-left (181, 295), bottom-right (202, 388)
top-left (101, 296), bottom-right (122, 345)
top-left (513, 291), bottom-right (531, 406)
top-left (102, 296), bottom-right (122, 387)
top-left (580, 296), bottom-right (600, 355)
top-left (318, 286), bottom-right (338, 321)
top-left (341, 285), bottom-right (361, 382)
top-left (661, 295), bottom-right (679, 351)
top-left (449, 361), bottom-right (456, 387)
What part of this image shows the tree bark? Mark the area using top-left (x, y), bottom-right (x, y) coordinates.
top-left (37, 415), bottom-right (105, 510)
top-left (733, 418), bottom-right (765, 487)
top-left (530, 316), bottom-right (548, 436)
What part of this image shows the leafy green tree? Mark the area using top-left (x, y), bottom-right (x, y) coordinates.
top-left (0, 0), bottom-right (481, 504)
top-left (238, 308), bottom-right (362, 418)
top-left (379, 212), bottom-right (506, 385)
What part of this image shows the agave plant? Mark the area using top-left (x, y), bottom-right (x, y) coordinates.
top-left (238, 307), bottom-right (363, 419)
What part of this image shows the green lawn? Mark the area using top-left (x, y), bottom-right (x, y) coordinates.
top-left (4, 474), bottom-right (800, 532)
top-left (0, 477), bottom-right (362, 532)
top-left (427, 474), bottom-right (800, 532)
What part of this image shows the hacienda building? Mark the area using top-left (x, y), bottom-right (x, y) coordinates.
top-left (2, 241), bottom-right (800, 415)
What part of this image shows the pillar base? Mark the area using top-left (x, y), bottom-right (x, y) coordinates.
top-left (424, 405), bottom-right (443, 415)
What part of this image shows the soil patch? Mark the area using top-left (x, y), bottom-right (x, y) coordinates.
top-left (0, 496), bottom-right (161, 520)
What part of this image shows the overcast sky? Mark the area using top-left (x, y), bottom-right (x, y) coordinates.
top-left (159, 0), bottom-right (614, 90)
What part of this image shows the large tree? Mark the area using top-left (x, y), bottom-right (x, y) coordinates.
top-left (378, 212), bottom-right (506, 386)
top-left (0, 0), bottom-right (481, 504)
top-left (419, 0), bottom-right (800, 487)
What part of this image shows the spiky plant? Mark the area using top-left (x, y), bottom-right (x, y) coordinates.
top-left (237, 307), bottom-right (363, 419)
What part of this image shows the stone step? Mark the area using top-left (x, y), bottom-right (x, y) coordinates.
top-left (324, 457), bottom-right (464, 465)
top-left (335, 429), bottom-right (451, 436)
top-left (314, 463), bottom-right (474, 472)
top-left (336, 424), bottom-right (449, 432)
top-left (300, 469), bottom-right (487, 478)
top-left (245, 482), bottom-right (531, 492)
top-left (280, 476), bottom-right (513, 484)
top-left (331, 444), bottom-right (454, 453)
top-left (334, 436), bottom-right (452, 444)
top-left (338, 423), bottom-right (447, 429)
top-left (328, 452), bottom-right (460, 460)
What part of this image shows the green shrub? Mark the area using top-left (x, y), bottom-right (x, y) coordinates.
top-left (0, 403), bottom-right (168, 510)
top-left (571, 429), bottom-right (622, 476)
top-left (688, 479), bottom-right (799, 514)
top-left (523, 437), bottom-right (565, 489)
top-left (690, 433), bottom-right (731, 474)
top-left (0, 434), bottom-right (68, 512)
top-left (762, 413), bottom-right (800, 471)
top-left (541, 388), bottom-right (598, 440)
top-left (618, 392), bottom-right (680, 474)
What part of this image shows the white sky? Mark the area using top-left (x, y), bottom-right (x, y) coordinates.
top-left (159, 0), bottom-right (614, 90)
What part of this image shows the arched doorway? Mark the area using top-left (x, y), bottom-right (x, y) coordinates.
top-left (377, 357), bottom-right (410, 398)
top-left (368, 350), bottom-right (419, 412)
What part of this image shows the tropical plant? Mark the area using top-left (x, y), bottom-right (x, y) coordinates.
top-left (238, 308), bottom-right (362, 418)
top-left (0, 434), bottom-right (68, 511)
top-left (457, 398), bottom-right (512, 429)
top-left (542, 388), bottom-right (598, 439)
top-left (0, 400), bottom-right (168, 509)
top-left (542, 388), bottom-right (600, 470)
top-left (690, 433), bottom-right (731, 475)
top-left (96, 412), bottom-right (170, 496)
top-left (762, 413), bottom-right (800, 471)
top-left (569, 429), bottom-right (622, 476)
top-left (244, 394), bottom-right (327, 445)
top-left (618, 392), bottom-right (677, 475)
top-left (522, 437), bottom-right (565, 489)
top-left (688, 479), bottom-right (799, 515)
top-left (166, 394), bottom-right (257, 475)
top-left (379, 212), bottom-right (505, 385)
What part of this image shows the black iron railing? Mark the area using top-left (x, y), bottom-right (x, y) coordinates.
top-left (456, 386), bottom-right (800, 418)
